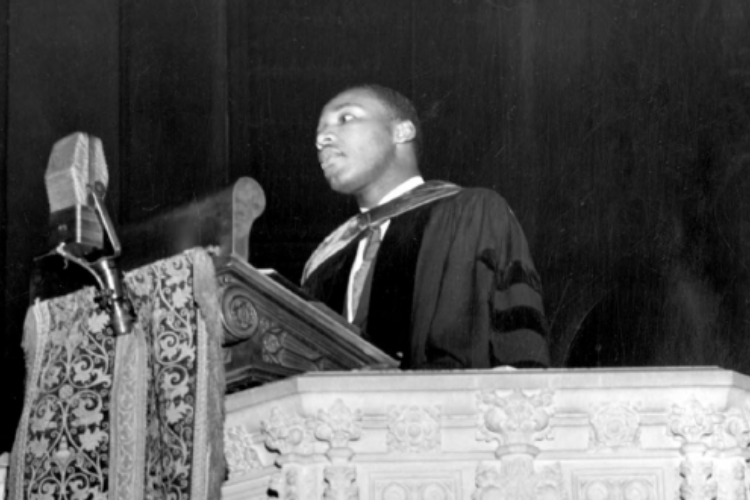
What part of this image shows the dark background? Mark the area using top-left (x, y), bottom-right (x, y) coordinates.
top-left (1, 0), bottom-right (750, 452)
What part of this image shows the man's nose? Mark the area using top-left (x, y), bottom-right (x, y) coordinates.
top-left (315, 128), bottom-right (334, 150)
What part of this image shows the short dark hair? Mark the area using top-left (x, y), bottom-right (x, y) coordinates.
top-left (347, 84), bottom-right (422, 158)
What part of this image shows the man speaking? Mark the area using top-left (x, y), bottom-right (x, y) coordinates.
top-left (302, 84), bottom-right (549, 370)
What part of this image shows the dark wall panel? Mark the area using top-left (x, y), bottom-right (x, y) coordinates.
top-left (0, 0), bottom-right (7, 314)
top-left (0, 0), bottom-right (8, 453)
top-left (533, 0), bottom-right (750, 370)
top-left (120, 0), bottom-right (228, 224)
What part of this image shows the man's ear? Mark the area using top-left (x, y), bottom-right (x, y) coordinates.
top-left (393, 120), bottom-right (417, 144)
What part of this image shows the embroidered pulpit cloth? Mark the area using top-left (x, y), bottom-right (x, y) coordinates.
top-left (8, 249), bottom-right (225, 500)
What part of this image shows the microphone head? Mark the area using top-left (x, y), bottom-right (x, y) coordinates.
top-left (45, 132), bottom-right (109, 211)
top-left (45, 132), bottom-right (110, 255)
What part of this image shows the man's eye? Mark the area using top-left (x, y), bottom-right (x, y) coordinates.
top-left (339, 113), bottom-right (354, 123)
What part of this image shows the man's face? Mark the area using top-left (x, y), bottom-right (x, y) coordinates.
top-left (315, 89), bottom-right (398, 197)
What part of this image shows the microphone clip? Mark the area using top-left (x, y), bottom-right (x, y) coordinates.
top-left (54, 181), bottom-right (134, 336)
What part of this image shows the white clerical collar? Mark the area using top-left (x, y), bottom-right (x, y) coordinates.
top-left (361, 176), bottom-right (425, 213)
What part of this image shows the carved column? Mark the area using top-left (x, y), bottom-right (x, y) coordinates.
top-left (313, 399), bottom-right (363, 500)
top-left (473, 388), bottom-right (563, 500)
top-left (224, 425), bottom-right (264, 480)
top-left (262, 407), bottom-right (323, 500)
top-left (665, 397), bottom-right (750, 500)
top-left (715, 402), bottom-right (750, 500)
top-left (714, 457), bottom-right (747, 500)
top-left (261, 401), bottom-right (363, 500)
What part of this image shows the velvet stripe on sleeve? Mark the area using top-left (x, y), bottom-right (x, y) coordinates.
top-left (409, 188), bottom-right (550, 369)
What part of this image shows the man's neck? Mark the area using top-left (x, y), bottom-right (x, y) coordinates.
top-left (359, 176), bottom-right (425, 212)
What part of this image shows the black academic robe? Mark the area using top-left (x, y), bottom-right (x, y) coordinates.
top-left (303, 187), bottom-right (550, 370)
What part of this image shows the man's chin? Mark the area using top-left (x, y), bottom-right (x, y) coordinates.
top-left (329, 183), bottom-right (356, 196)
top-left (326, 175), bottom-right (355, 195)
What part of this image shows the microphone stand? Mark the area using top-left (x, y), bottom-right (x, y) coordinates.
top-left (53, 181), bottom-right (134, 336)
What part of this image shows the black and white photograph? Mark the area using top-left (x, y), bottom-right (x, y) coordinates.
top-left (1, 0), bottom-right (750, 498)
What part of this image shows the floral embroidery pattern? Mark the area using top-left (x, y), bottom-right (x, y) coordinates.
top-left (22, 287), bottom-right (115, 500)
top-left (127, 254), bottom-right (199, 500)
top-left (15, 250), bottom-right (212, 500)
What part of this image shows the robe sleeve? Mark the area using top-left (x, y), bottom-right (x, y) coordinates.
top-left (409, 188), bottom-right (550, 369)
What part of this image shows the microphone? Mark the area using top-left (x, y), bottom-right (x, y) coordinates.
top-left (44, 132), bottom-right (133, 336)
top-left (45, 132), bottom-right (109, 257)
